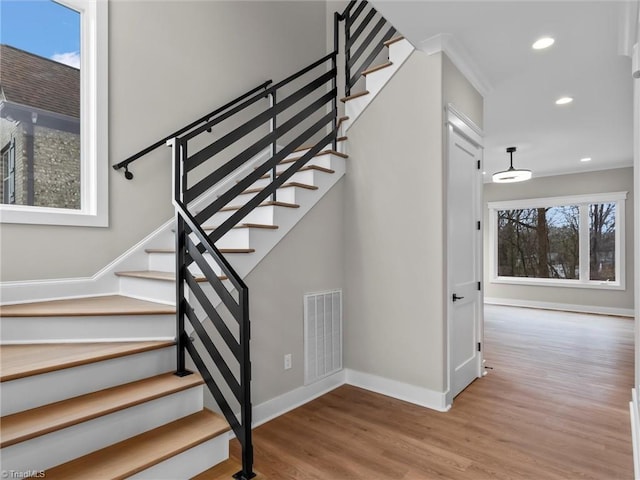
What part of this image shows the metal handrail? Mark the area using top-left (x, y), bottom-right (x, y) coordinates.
top-left (172, 51), bottom-right (338, 480)
top-left (113, 80), bottom-right (272, 179)
top-left (113, 5), bottom-right (402, 478)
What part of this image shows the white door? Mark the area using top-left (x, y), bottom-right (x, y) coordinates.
top-left (446, 110), bottom-right (483, 400)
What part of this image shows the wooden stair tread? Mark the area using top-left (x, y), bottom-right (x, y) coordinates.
top-left (172, 223), bottom-right (279, 233)
top-left (219, 201), bottom-right (299, 212)
top-left (42, 409), bottom-right (229, 480)
top-left (278, 149), bottom-right (349, 166)
top-left (0, 295), bottom-right (175, 318)
top-left (115, 270), bottom-right (224, 282)
top-left (241, 182), bottom-right (318, 195)
top-left (146, 248), bottom-right (255, 254)
top-left (1, 372), bottom-right (204, 448)
top-left (337, 116), bottom-right (349, 128)
top-left (362, 61), bottom-right (393, 76)
top-left (192, 460), bottom-right (266, 480)
top-left (258, 165), bottom-right (335, 180)
top-left (340, 90), bottom-right (369, 103)
top-left (383, 35), bottom-right (405, 47)
top-left (0, 341), bottom-right (174, 382)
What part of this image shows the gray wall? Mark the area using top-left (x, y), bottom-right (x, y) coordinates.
top-left (442, 54), bottom-right (483, 130)
top-left (245, 180), bottom-right (345, 405)
top-left (0, 1), bottom-right (327, 281)
top-left (344, 51), bottom-right (446, 392)
top-left (483, 167), bottom-right (635, 312)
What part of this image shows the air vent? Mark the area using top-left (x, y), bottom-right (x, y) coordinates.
top-left (304, 290), bottom-right (342, 384)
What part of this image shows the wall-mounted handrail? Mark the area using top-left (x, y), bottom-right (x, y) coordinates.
top-left (114, 4), bottom-right (402, 478)
top-left (172, 50), bottom-right (338, 480)
top-left (113, 80), bottom-right (272, 179)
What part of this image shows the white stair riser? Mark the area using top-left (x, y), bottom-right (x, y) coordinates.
top-left (365, 66), bottom-right (396, 98)
top-left (119, 276), bottom-right (176, 304)
top-left (344, 39), bottom-right (415, 132)
top-left (149, 251), bottom-right (179, 273)
top-left (245, 169), bottom-right (321, 190)
top-left (149, 251), bottom-right (222, 276)
top-left (232, 188), bottom-right (296, 207)
top-left (388, 39), bottom-right (414, 64)
top-left (344, 94), bottom-right (370, 127)
top-left (0, 386), bottom-right (203, 473)
top-left (1, 314), bottom-right (175, 344)
top-left (212, 205), bottom-right (277, 226)
top-left (275, 156), bottom-right (333, 175)
top-left (1, 347), bottom-right (175, 416)
top-left (129, 434), bottom-right (229, 479)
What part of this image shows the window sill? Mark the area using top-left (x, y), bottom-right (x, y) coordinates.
top-left (491, 276), bottom-right (624, 290)
top-left (0, 204), bottom-right (108, 227)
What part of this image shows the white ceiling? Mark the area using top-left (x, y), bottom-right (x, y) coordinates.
top-left (373, 1), bottom-right (635, 182)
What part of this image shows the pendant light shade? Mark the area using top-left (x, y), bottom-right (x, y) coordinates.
top-left (492, 147), bottom-right (532, 183)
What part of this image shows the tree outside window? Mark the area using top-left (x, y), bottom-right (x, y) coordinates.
top-left (489, 192), bottom-right (626, 289)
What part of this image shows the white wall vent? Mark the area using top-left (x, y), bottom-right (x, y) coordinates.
top-left (304, 289), bottom-right (342, 384)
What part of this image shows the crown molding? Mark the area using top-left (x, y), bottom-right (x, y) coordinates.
top-left (418, 33), bottom-right (492, 97)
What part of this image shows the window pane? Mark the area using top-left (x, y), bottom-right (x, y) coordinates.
top-left (497, 206), bottom-right (579, 279)
top-left (589, 203), bottom-right (616, 281)
top-left (0, 1), bottom-right (81, 209)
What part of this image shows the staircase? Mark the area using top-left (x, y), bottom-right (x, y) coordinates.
top-left (0, 1), bottom-right (414, 477)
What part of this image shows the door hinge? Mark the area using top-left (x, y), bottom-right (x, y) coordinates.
top-left (477, 159), bottom-right (481, 170)
top-left (477, 342), bottom-right (482, 352)
top-left (477, 221), bottom-right (481, 230)
top-left (477, 281), bottom-right (481, 291)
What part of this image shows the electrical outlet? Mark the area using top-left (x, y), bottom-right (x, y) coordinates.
top-left (284, 353), bottom-right (292, 370)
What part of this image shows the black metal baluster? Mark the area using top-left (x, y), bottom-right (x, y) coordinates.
top-left (235, 286), bottom-right (255, 479)
top-left (344, 7), bottom-right (352, 96)
top-left (333, 12), bottom-right (339, 151)
top-left (269, 91), bottom-right (277, 202)
top-left (174, 137), bottom-right (191, 378)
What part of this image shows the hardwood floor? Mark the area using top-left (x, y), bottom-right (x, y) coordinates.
top-left (229, 305), bottom-right (634, 479)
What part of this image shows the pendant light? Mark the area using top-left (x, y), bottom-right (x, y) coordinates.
top-left (492, 147), bottom-right (532, 183)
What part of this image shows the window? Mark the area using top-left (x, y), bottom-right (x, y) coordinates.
top-left (0, 0), bottom-right (108, 227)
top-left (1, 139), bottom-right (16, 204)
top-left (488, 192), bottom-right (627, 289)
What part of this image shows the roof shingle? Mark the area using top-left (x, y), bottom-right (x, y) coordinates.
top-left (0, 44), bottom-right (80, 118)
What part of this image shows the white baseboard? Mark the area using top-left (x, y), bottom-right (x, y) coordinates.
top-left (485, 297), bottom-right (634, 318)
top-left (250, 367), bottom-right (451, 431)
top-left (631, 388), bottom-right (640, 479)
top-left (251, 370), bottom-right (346, 428)
top-left (345, 369), bottom-right (450, 412)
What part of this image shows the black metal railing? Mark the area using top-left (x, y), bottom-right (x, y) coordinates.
top-left (341, 0), bottom-right (396, 96)
top-left (171, 52), bottom-right (338, 480)
top-left (112, 80), bottom-right (273, 180)
top-left (113, 4), bottom-right (403, 478)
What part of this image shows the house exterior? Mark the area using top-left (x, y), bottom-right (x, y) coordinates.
top-left (0, 44), bottom-right (81, 209)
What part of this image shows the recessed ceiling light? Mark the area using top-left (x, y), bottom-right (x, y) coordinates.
top-left (555, 96), bottom-right (573, 105)
top-left (532, 37), bottom-right (555, 50)
top-left (580, 157), bottom-right (592, 162)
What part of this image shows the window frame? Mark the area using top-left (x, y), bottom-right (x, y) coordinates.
top-left (0, 0), bottom-right (108, 227)
top-left (488, 191), bottom-right (627, 290)
top-left (2, 138), bottom-right (16, 204)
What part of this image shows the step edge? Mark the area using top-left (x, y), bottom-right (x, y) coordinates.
top-left (0, 372), bottom-right (204, 448)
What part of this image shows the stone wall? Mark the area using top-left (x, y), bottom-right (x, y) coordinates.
top-left (0, 118), bottom-right (80, 209)
top-left (32, 125), bottom-right (80, 209)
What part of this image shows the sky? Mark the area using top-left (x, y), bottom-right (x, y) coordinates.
top-left (0, 0), bottom-right (81, 68)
